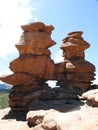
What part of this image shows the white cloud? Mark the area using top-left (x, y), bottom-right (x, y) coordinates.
top-left (0, 69), bottom-right (13, 75)
top-left (54, 50), bottom-right (64, 63)
top-left (93, 76), bottom-right (98, 85)
top-left (0, 0), bottom-right (38, 59)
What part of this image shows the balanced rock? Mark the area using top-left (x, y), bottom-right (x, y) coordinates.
top-left (0, 22), bottom-right (56, 111)
top-left (0, 22), bottom-right (56, 85)
top-left (0, 23), bottom-right (96, 113)
top-left (21, 22), bottom-right (46, 31)
top-left (16, 22), bottom-right (56, 55)
top-left (61, 31), bottom-right (90, 59)
top-left (60, 31), bottom-right (95, 91)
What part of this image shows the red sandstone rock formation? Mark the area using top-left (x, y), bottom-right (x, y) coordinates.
top-left (60, 31), bottom-right (95, 91)
top-left (0, 22), bottom-right (98, 130)
top-left (0, 22), bottom-right (96, 113)
top-left (0, 22), bottom-right (56, 111)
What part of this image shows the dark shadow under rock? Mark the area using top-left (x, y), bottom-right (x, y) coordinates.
top-left (2, 110), bottom-right (27, 121)
top-left (29, 99), bottom-right (85, 112)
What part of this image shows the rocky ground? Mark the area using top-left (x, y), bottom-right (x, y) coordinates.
top-left (0, 22), bottom-right (98, 130)
top-left (0, 103), bottom-right (98, 130)
top-left (0, 108), bottom-right (31, 130)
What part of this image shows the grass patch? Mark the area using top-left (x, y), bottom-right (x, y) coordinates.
top-left (0, 91), bottom-right (10, 109)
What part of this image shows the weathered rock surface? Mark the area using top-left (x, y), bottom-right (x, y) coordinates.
top-left (0, 108), bottom-right (31, 130)
top-left (0, 22), bottom-right (56, 111)
top-left (0, 105), bottom-right (98, 130)
top-left (9, 56), bottom-right (55, 79)
top-left (26, 105), bottom-right (98, 130)
top-left (0, 21), bottom-right (56, 82)
top-left (21, 22), bottom-right (46, 31)
top-left (21, 22), bottom-right (54, 34)
top-left (82, 89), bottom-right (98, 107)
top-left (27, 109), bottom-right (54, 126)
top-left (0, 73), bottom-right (35, 86)
top-left (0, 22), bottom-right (97, 130)
top-left (60, 31), bottom-right (95, 91)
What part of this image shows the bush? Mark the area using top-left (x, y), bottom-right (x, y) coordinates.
top-left (0, 91), bottom-right (9, 109)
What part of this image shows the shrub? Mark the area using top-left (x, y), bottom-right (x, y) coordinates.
top-left (0, 91), bottom-right (9, 109)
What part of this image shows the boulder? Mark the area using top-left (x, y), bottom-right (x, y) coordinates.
top-left (82, 89), bottom-right (98, 106)
top-left (0, 73), bottom-right (35, 86)
top-left (21, 22), bottom-right (46, 32)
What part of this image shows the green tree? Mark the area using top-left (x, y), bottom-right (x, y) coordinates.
top-left (0, 91), bottom-right (9, 109)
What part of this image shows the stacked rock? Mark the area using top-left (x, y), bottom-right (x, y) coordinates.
top-left (60, 31), bottom-right (95, 92)
top-left (0, 22), bottom-right (56, 111)
top-left (11, 22), bottom-right (56, 80)
top-left (0, 23), bottom-right (96, 112)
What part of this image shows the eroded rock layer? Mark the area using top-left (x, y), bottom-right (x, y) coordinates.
top-left (0, 22), bottom-right (96, 112)
top-left (60, 31), bottom-right (95, 91)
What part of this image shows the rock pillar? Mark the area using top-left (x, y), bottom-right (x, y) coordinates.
top-left (0, 24), bottom-right (96, 112)
top-left (0, 22), bottom-right (56, 111)
top-left (60, 31), bottom-right (95, 92)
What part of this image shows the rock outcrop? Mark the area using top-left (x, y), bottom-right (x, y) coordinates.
top-left (60, 31), bottom-right (95, 92)
top-left (82, 87), bottom-right (98, 107)
top-left (0, 22), bottom-right (56, 111)
top-left (1, 106), bottom-right (98, 130)
top-left (0, 22), bottom-right (98, 130)
top-left (26, 106), bottom-right (98, 130)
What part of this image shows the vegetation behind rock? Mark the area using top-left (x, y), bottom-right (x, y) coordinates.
top-left (0, 90), bottom-right (10, 109)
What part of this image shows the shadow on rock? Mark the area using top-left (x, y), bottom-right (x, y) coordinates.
top-left (2, 110), bottom-right (27, 121)
top-left (29, 99), bottom-right (85, 112)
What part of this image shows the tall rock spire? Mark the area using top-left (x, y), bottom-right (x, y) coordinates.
top-left (60, 31), bottom-right (95, 91)
top-left (0, 22), bottom-right (56, 111)
top-left (0, 22), bottom-right (56, 86)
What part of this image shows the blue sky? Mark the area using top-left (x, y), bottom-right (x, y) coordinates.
top-left (0, 0), bottom-right (98, 84)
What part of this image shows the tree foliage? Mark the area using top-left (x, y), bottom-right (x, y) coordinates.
top-left (0, 91), bottom-right (9, 109)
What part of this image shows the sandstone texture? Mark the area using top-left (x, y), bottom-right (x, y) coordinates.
top-left (0, 22), bottom-right (56, 111)
top-left (0, 108), bottom-right (31, 130)
top-left (0, 105), bottom-right (98, 130)
top-left (82, 88), bottom-right (98, 107)
top-left (60, 31), bottom-right (95, 91)
top-left (0, 22), bottom-right (97, 130)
